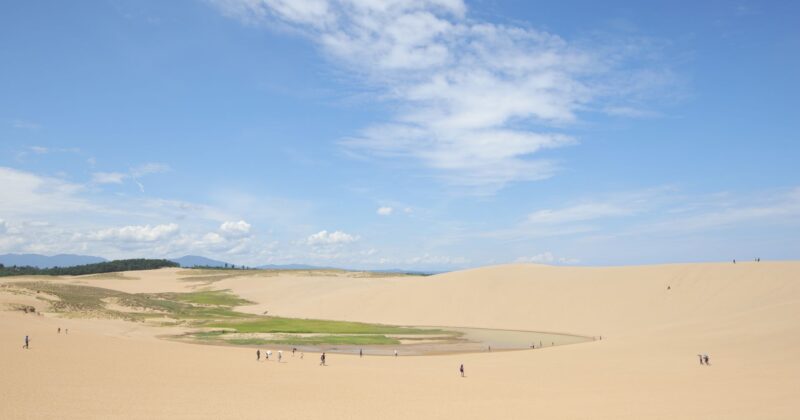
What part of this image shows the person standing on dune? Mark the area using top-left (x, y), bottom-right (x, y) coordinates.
top-left (459, 364), bottom-right (464, 377)
top-left (257, 349), bottom-right (261, 361)
top-left (23, 335), bottom-right (29, 349)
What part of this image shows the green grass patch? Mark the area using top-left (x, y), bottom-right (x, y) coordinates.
top-left (163, 290), bottom-right (254, 307)
top-left (224, 335), bottom-right (400, 346)
top-left (7, 281), bottom-right (455, 349)
top-left (207, 317), bottom-right (443, 335)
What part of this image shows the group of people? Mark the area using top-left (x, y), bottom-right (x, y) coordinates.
top-left (697, 354), bottom-right (711, 365)
top-left (257, 349), bottom-right (294, 362)
top-left (253, 347), bottom-right (467, 377)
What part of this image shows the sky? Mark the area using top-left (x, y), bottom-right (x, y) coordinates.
top-left (1, 0), bottom-right (799, 270)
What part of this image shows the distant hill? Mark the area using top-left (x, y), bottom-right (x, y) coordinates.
top-left (0, 258), bottom-right (178, 277)
top-left (171, 255), bottom-right (231, 268)
top-left (0, 253), bottom-right (106, 269)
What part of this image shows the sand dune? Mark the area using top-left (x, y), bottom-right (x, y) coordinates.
top-left (2, 261), bottom-right (799, 419)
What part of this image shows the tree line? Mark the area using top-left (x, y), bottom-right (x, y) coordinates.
top-left (0, 258), bottom-right (179, 277)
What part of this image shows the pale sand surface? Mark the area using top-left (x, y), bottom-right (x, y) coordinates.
top-left (2, 262), bottom-right (799, 419)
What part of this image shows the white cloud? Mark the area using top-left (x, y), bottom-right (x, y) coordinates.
top-left (198, 232), bottom-right (226, 246)
top-left (91, 172), bottom-right (127, 184)
top-left (213, 0), bottom-right (671, 190)
top-left (624, 187), bottom-right (800, 236)
top-left (515, 252), bottom-right (579, 265)
top-left (407, 253), bottom-right (467, 266)
top-left (220, 220), bottom-right (252, 237)
top-left (306, 229), bottom-right (359, 246)
top-left (87, 223), bottom-right (180, 242)
top-left (11, 119), bottom-right (40, 130)
top-left (28, 146), bottom-right (80, 154)
top-left (0, 166), bottom-right (89, 216)
top-left (85, 162), bottom-right (170, 191)
top-left (377, 206), bottom-right (393, 216)
top-left (131, 163), bottom-right (170, 178)
top-left (527, 202), bottom-right (633, 225)
top-left (516, 251), bottom-right (555, 263)
top-left (603, 106), bottom-right (660, 118)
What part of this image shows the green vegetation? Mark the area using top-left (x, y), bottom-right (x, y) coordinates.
top-left (0, 259), bottom-right (179, 277)
top-left (208, 317), bottom-right (442, 335)
top-left (7, 282), bottom-right (249, 320)
top-left (164, 289), bottom-right (253, 307)
top-left (5, 281), bottom-right (453, 347)
top-left (226, 335), bottom-right (400, 346)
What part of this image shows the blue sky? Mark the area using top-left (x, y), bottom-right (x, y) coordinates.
top-left (1, 0), bottom-right (798, 270)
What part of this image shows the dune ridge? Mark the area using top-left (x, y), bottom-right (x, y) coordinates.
top-left (1, 261), bottom-right (798, 419)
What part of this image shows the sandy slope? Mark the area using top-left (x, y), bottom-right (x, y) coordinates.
top-left (1, 262), bottom-right (799, 419)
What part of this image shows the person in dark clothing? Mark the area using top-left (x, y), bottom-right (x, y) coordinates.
top-left (257, 349), bottom-right (261, 361)
top-left (459, 364), bottom-right (464, 377)
top-left (320, 352), bottom-right (326, 366)
top-left (359, 348), bottom-right (363, 358)
top-left (23, 335), bottom-right (29, 349)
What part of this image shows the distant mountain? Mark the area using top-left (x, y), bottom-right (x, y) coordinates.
top-left (0, 253), bottom-right (107, 268)
top-left (170, 255), bottom-right (232, 268)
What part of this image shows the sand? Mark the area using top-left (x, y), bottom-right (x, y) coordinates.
top-left (1, 261), bottom-right (799, 419)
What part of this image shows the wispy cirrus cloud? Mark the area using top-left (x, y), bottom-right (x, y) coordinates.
top-left (212, 0), bottom-right (675, 191)
top-left (91, 172), bottom-right (128, 184)
top-left (90, 162), bottom-right (170, 191)
top-left (478, 186), bottom-right (800, 244)
top-left (11, 119), bottom-right (41, 130)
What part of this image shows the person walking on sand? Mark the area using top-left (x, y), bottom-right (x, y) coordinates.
top-left (257, 349), bottom-right (261, 361)
top-left (320, 352), bottom-right (326, 366)
top-left (278, 350), bottom-right (283, 363)
top-left (360, 348), bottom-right (363, 358)
top-left (292, 347), bottom-right (296, 356)
top-left (58, 327), bottom-right (61, 334)
top-left (23, 335), bottom-right (29, 349)
top-left (394, 349), bottom-right (398, 357)
top-left (703, 354), bottom-right (710, 365)
top-left (459, 364), bottom-right (464, 377)
top-left (697, 354), bottom-right (703, 365)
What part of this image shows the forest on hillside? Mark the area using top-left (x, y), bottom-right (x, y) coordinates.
top-left (0, 259), bottom-right (179, 277)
